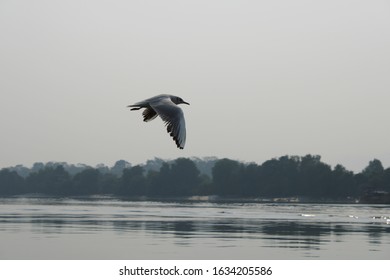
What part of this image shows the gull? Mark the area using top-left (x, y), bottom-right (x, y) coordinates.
top-left (128, 94), bottom-right (190, 149)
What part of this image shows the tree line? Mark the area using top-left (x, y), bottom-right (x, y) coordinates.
top-left (0, 155), bottom-right (389, 200)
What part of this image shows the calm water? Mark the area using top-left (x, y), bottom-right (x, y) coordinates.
top-left (0, 196), bottom-right (389, 259)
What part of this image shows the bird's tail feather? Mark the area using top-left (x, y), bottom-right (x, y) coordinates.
top-left (128, 105), bottom-right (141, 111)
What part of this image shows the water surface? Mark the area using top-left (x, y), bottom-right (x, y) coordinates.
top-left (0, 197), bottom-right (389, 259)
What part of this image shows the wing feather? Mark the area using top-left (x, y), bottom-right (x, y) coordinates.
top-left (142, 107), bottom-right (158, 122)
top-left (150, 98), bottom-right (186, 149)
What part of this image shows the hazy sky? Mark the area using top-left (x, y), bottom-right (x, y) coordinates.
top-left (0, 0), bottom-right (389, 172)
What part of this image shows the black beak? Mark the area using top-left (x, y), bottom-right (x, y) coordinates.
top-left (183, 101), bottom-right (190, 105)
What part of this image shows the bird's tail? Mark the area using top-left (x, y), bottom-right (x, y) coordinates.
top-left (127, 105), bottom-right (141, 111)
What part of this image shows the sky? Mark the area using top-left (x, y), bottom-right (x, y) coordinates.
top-left (0, 0), bottom-right (389, 172)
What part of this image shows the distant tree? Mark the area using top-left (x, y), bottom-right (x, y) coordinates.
top-left (240, 163), bottom-right (261, 196)
top-left (259, 156), bottom-right (300, 197)
top-left (26, 165), bottom-right (72, 195)
top-left (330, 164), bottom-right (356, 198)
top-left (2, 156), bottom-right (388, 200)
top-left (0, 169), bottom-right (25, 195)
top-left (143, 158), bottom-right (165, 173)
top-left (144, 159), bottom-right (201, 196)
top-left (96, 163), bottom-right (110, 174)
top-left (361, 159), bottom-right (385, 191)
top-left (193, 174), bottom-right (213, 195)
top-left (10, 165), bottom-right (30, 178)
top-left (298, 155), bottom-right (332, 197)
top-left (170, 158), bottom-right (200, 195)
top-left (147, 163), bottom-right (172, 195)
top-left (72, 168), bottom-right (100, 195)
top-left (110, 160), bottom-right (131, 177)
top-left (31, 162), bottom-right (45, 173)
top-left (192, 156), bottom-right (218, 177)
top-left (63, 163), bottom-right (91, 176)
top-left (383, 168), bottom-right (390, 192)
top-left (145, 170), bottom-right (159, 195)
top-left (120, 166), bottom-right (146, 195)
top-left (212, 159), bottom-right (242, 195)
top-left (99, 173), bottom-right (119, 194)
top-left (362, 159), bottom-right (384, 177)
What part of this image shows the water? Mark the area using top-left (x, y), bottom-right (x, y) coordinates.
top-left (0, 196), bottom-right (389, 259)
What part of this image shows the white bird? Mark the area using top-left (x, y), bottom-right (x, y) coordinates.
top-left (128, 94), bottom-right (190, 149)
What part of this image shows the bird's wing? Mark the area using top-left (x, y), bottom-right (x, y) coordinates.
top-left (142, 107), bottom-right (158, 122)
top-left (128, 94), bottom-right (168, 108)
top-left (150, 98), bottom-right (186, 149)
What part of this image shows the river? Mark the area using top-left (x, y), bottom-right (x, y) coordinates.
top-left (0, 196), bottom-right (389, 259)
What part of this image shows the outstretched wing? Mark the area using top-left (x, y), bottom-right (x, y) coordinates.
top-left (151, 98), bottom-right (186, 149)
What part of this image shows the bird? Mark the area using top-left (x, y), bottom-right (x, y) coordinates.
top-left (128, 94), bottom-right (190, 149)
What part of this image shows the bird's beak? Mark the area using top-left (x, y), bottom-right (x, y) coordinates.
top-left (183, 101), bottom-right (190, 105)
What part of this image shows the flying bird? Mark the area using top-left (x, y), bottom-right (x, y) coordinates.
top-left (128, 94), bottom-right (190, 149)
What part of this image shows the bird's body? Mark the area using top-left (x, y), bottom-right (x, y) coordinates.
top-left (128, 94), bottom-right (190, 149)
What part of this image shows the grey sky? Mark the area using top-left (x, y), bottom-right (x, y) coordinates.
top-left (0, 0), bottom-right (389, 172)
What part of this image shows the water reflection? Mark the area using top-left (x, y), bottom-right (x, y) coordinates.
top-left (0, 197), bottom-right (389, 259)
top-left (4, 213), bottom-right (388, 248)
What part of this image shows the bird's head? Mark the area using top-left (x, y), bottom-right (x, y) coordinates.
top-left (171, 96), bottom-right (190, 105)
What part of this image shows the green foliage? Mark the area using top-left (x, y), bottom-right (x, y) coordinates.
top-left (212, 158), bottom-right (242, 195)
top-left (72, 168), bottom-right (100, 195)
top-left (0, 169), bottom-right (25, 195)
top-left (170, 158), bottom-right (200, 195)
top-left (25, 165), bottom-right (72, 195)
top-left (120, 166), bottom-right (146, 195)
top-left (258, 156), bottom-right (300, 196)
top-left (1, 155), bottom-right (389, 200)
top-left (361, 159), bottom-right (385, 190)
